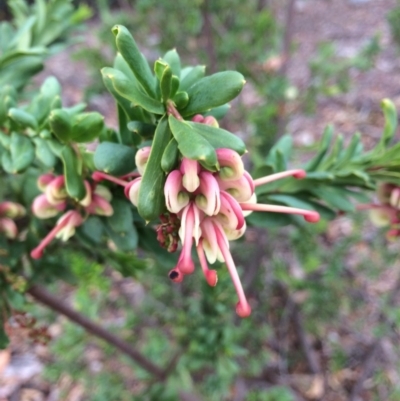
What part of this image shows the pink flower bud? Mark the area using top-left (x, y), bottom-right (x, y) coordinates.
top-left (87, 195), bottom-right (114, 216)
top-left (216, 171), bottom-right (254, 203)
top-left (215, 149), bottom-right (244, 181)
top-left (180, 158), bottom-right (200, 192)
top-left (217, 191), bottom-right (245, 230)
top-left (0, 201), bottom-right (26, 219)
top-left (191, 114), bottom-right (205, 123)
top-left (0, 217), bottom-right (18, 239)
top-left (94, 185), bottom-right (112, 202)
top-left (135, 146), bottom-right (152, 175)
top-left (55, 211), bottom-right (83, 241)
top-left (45, 176), bottom-right (67, 205)
top-left (195, 171), bottom-right (221, 216)
top-left (124, 178), bottom-right (142, 207)
top-left (203, 116), bottom-right (219, 127)
top-left (164, 170), bottom-right (189, 214)
top-left (37, 174), bottom-right (56, 191)
top-left (32, 194), bottom-right (66, 219)
top-left (79, 181), bottom-right (93, 207)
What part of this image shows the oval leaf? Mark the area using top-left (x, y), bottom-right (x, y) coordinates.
top-left (102, 67), bottom-right (164, 115)
top-left (60, 146), bottom-right (86, 200)
top-left (168, 115), bottom-right (217, 168)
top-left (112, 25), bottom-right (156, 98)
top-left (180, 71), bottom-right (245, 117)
top-left (94, 141), bottom-right (136, 176)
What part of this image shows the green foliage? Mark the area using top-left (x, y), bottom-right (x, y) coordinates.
top-left (0, 0), bottom-right (90, 90)
top-left (303, 37), bottom-right (380, 113)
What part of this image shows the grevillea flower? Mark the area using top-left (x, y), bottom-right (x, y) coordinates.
top-left (0, 201), bottom-right (26, 239)
top-left (91, 126), bottom-right (320, 317)
top-left (30, 175), bottom-right (113, 259)
top-left (163, 150), bottom-right (319, 317)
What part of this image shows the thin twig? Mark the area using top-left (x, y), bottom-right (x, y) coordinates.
top-left (27, 284), bottom-right (166, 380)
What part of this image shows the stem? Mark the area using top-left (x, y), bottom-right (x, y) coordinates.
top-left (166, 101), bottom-right (184, 121)
top-left (27, 284), bottom-right (166, 380)
top-left (92, 172), bottom-right (128, 187)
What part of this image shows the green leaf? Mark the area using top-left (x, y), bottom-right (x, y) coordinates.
top-left (105, 199), bottom-right (139, 251)
top-left (189, 121), bottom-right (246, 155)
top-left (94, 142), bottom-right (136, 176)
top-left (138, 115), bottom-right (171, 221)
top-left (102, 67), bottom-right (164, 115)
top-left (246, 211), bottom-right (292, 228)
top-left (160, 65), bottom-right (172, 102)
top-left (161, 138), bottom-right (179, 172)
top-left (204, 104), bottom-right (231, 120)
top-left (173, 91), bottom-right (189, 109)
top-left (1, 132), bottom-right (35, 173)
top-left (60, 146), bottom-right (86, 200)
top-left (265, 135), bottom-right (293, 172)
top-left (8, 108), bottom-right (38, 130)
top-left (168, 116), bottom-right (218, 168)
top-left (179, 65), bottom-right (206, 91)
top-left (170, 75), bottom-right (180, 99)
top-left (33, 137), bottom-right (57, 167)
top-left (127, 121), bottom-right (156, 139)
top-left (336, 132), bottom-right (362, 168)
top-left (102, 69), bottom-right (144, 124)
top-left (112, 25), bottom-right (156, 98)
top-left (70, 112), bottom-right (104, 143)
top-left (309, 186), bottom-right (355, 212)
top-left (319, 134), bottom-right (343, 170)
top-left (304, 125), bottom-right (334, 171)
top-left (163, 49), bottom-right (181, 78)
top-left (78, 216), bottom-right (104, 245)
top-left (49, 109), bottom-right (72, 142)
top-left (180, 71), bottom-right (245, 117)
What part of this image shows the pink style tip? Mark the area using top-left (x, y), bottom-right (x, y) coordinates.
top-left (168, 268), bottom-right (184, 283)
top-left (236, 301), bottom-right (252, 318)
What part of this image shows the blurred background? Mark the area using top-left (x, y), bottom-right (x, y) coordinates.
top-left (2, 0), bottom-right (400, 400)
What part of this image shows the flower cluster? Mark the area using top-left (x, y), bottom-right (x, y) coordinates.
top-left (30, 174), bottom-right (113, 259)
top-left (161, 151), bottom-right (319, 317)
top-left (0, 201), bottom-right (26, 239)
top-left (94, 130), bottom-right (320, 317)
top-left (362, 183), bottom-right (400, 239)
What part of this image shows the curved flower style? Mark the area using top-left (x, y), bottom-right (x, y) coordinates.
top-left (30, 175), bottom-right (113, 259)
top-left (0, 201), bottom-right (26, 239)
top-left (93, 142), bottom-right (320, 317)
